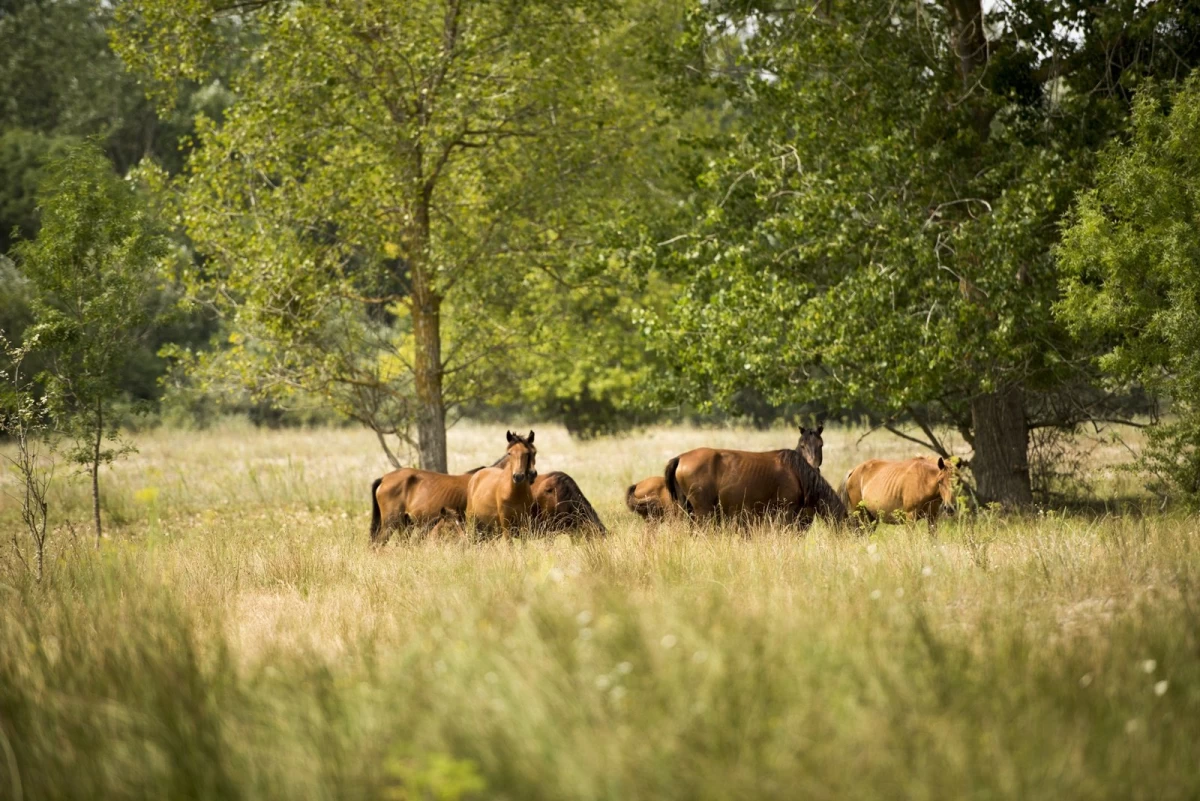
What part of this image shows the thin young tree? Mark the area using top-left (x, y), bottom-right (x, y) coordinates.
top-left (16, 142), bottom-right (168, 545)
top-left (0, 333), bottom-right (55, 581)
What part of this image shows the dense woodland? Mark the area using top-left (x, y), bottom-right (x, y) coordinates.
top-left (5, 0), bottom-right (1200, 508)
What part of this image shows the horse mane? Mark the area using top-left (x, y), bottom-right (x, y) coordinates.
top-left (541, 471), bottom-right (607, 533)
top-left (778, 449), bottom-right (847, 521)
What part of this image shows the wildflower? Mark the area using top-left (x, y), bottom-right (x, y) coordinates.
top-left (548, 567), bottom-right (564, 583)
top-left (1154, 680), bottom-right (1169, 696)
top-left (692, 650), bottom-right (709, 665)
top-left (870, 589), bottom-right (882, 601)
top-left (921, 565), bottom-right (933, 577)
top-left (611, 686), bottom-right (626, 701)
top-left (616, 661), bottom-right (633, 675)
top-left (894, 587), bottom-right (905, 599)
top-left (661, 634), bottom-right (677, 649)
top-left (1141, 659), bottom-right (1157, 674)
top-left (1078, 673), bottom-right (1092, 688)
top-left (595, 675), bottom-right (611, 690)
top-left (576, 610), bottom-right (593, 626)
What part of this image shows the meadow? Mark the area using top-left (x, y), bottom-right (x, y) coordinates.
top-left (1, 422), bottom-right (1198, 800)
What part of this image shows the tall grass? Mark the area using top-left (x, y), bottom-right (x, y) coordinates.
top-left (1, 423), bottom-right (1195, 800)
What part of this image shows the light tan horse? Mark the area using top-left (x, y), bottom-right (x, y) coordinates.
top-left (839, 456), bottom-right (957, 530)
top-left (625, 475), bottom-right (676, 520)
top-left (663, 426), bottom-right (846, 524)
top-left (466, 430), bottom-right (538, 537)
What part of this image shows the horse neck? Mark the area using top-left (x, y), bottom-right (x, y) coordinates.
top-left (500, 449), bottom-right (533, 502)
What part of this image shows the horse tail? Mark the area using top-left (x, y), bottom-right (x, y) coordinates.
top-left (369, 477), bottom-right (383, 544)
top-left (664, 456), bottom-right (691, 516)
top-left (664, 456), bottom-right (681, 504)
top-left (625, 484), bottom-right (638, 513)
top-left (838, 468), bottom-right (853, 510)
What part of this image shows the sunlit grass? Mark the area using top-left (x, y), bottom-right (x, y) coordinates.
top-left (1, 422), bottom-right (1195, 800)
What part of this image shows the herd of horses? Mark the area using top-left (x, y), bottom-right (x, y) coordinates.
top-left (368, 427), bottom-right (958, 545)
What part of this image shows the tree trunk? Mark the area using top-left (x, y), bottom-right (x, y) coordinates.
top-left (409, 192), bottom-right (448, 473)
top-left (970, 386), bottom-right (1032, 507)
top-left (93, 399), bottom-right (103, 547)
top-left (944, 0), bottom-right (989, 87)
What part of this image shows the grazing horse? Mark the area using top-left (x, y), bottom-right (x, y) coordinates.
top-left (625, 475), bottom-right (676, 520)
top-left (839, 456), bottom-right (957, 530)
top-left (531, 472), bottom-right (607, 534)
top-left (466, 430), bottom-right (538, 536)
top-left (370, 467), bottom-right (480, 547)
top-left (663, 426), bottom-right (845, 524)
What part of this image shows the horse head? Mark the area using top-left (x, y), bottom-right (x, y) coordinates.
top-left (935, 456), bottom-right (957, 515)
top-left (505, 430), bottom-right (538, 485)
top-left (797, 425), bottom-right (824, 469)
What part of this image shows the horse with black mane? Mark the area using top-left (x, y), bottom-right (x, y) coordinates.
top-left (663, 426), bottom-right (846, 524)
top-left (532, 472), bottom-right (607, 534)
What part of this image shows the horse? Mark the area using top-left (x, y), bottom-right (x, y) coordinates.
top-left (466, 430), bottom-right (538, 537)
top-left (370, 466), bottom-right (480, 547)
top-left (625, 475), bottom-right (676, 519)
top-left (531, 471), bottom-right (607, 534)
top-left (663, 426), bottom-right (845, 525)
top-left (839, 456), bottom-right (957, 531)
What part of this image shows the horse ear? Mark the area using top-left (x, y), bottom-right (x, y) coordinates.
top-left (816, 425), bottom-right (823, 435)
top-left (506, 430), bottom-right (515, 443)
top-left (799, 426), bottom-right (807, 435)
top-left (527, 430), bottom-right (535, 444)
top-left (937, 456), bottom-right (946, 470)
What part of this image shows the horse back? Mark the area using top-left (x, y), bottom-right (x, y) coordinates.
top-left (676, 447), bottom-right (797, 513)
top-left (855, 458), bottom-right (941, 515)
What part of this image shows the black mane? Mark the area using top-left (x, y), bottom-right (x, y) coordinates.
top-left (778, 448), bottom-right (847, 522)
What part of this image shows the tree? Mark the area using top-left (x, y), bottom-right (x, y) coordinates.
top-left (16, 142), bottom-right (168, 545)
top-left (114, 0), bottom-right (680, 471)
top-left (651, 0), bottom-right (1200, 505)
top-left (0, 333), bottom-right (55, 582)
top-left (1058, 76), bottom-right (1200, 504)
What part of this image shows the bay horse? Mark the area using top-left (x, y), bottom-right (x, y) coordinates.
top-left (663, 426), bottom-right (846, 525)
top-left (531, 472), bottom-right (607, 534)
top-left (625, 475), bottom-right (676, 520)
top-left (370, 467), bottom-right (478, 547)
top-left (466, 430), bottom-right (538, 537)
top-left (839, 456), bottom-right (957, 531)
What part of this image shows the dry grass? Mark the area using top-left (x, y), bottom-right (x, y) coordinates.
top-left (1, 422), bottom-right (1196, 800)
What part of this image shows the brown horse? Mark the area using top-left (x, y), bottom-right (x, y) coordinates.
top-left (466, 430), bottom-right (538, 536)
top-left (531, 472), bottom-right (606, 534)
top-left (370, 467), bottom-right (478, 546)
top-left (663, 426), bottom-right (845, 524)
top-left (625, 475), bottom-right (676, 520)
top-left (839, 456), bottom-right (957, 530)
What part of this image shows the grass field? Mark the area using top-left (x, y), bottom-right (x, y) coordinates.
top-left (1, 422), bottom-right (1198, 800)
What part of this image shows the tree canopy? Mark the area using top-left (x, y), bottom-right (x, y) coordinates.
top-left (647, 0), bottom-right (1200, 503)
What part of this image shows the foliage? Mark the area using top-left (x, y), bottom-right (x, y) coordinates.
top-left (114, 0), bottom-right (687, 465)
top-left (15, 142), bottom-right (169, 541)
top-left (646, 1), bottom-right (1200, 481)
top-left (1058, 76), bottom-right (1200, 504)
